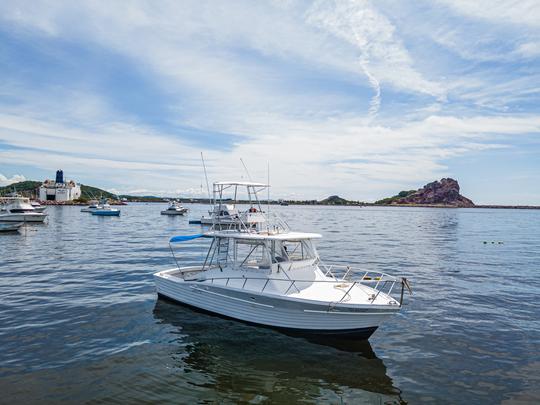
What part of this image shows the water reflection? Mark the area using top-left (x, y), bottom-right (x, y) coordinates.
top-left (153, 299), bottom-right (405, 404)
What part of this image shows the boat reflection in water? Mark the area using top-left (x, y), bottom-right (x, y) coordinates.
top-left (153, 299), bottom-right (405, 404)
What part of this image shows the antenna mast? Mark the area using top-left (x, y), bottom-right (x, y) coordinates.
top-left (240, 158), bottom-right (253, 181)
top-left (201, 152), bottom-right (212, 205)
top-left (267, 161), bottom-right (270, 226)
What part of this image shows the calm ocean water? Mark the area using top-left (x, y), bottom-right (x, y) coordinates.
top-left (1, 204), bottom-right (539, 404)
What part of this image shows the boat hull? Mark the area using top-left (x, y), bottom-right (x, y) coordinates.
top-left (199, 217), bottom-right (238, 225)
top-left (91, 210), bottom-right (120, 216)
top-left (157, 292), bottom-right (378, 338)
top-left (161, 210), bottom-right (187, 215)
top-left (154, 271), bottom-right (397, 338)
top-left (0, 213), bottom-right (47, 222)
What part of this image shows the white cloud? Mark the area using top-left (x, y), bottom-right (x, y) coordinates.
top-left (306, 0), bottom-right (444, 101)
top-left (515, 42), bottom-right (540, 58)
top-left (2, 109), bottom-right (537, 201)
top-left (436, 0), bottom-right (540, 28)
top-left (0, 173), bottom-right (26, 186)
top-left (0, 0), bottom-right (446, 127)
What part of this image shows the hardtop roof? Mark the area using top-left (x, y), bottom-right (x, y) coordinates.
top-left (214, 181), bottom-right (269, 187)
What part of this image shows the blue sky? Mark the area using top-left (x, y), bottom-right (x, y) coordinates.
top-left (0, 0), bottom-right (539, 204)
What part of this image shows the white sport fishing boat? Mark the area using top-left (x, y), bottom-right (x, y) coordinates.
top-left (161, 200), bottom-right (188, 215)
top-left (155, 181), bottom-right (411, 339)
top-left (199, 203), bottom-right (239, 224)
top-left (194, 181), bottom-right (267, 228)
top-left (0, 197), bottom-right (48, 223)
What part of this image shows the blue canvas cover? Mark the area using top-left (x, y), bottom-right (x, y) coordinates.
top-left (169, 234), bottom-right (205, 243)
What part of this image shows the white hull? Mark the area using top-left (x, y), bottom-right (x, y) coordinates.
top-left (154, 270), bottom-right (397, 336)
top-left (161, 210), bottom-right (187, 215)
top-left (81, 208), bottom-right (97, 212)
top-left (0, 213), bottom-right (47, 222)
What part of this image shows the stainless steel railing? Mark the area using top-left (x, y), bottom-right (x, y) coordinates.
top-left (192, 266), bottom-right (409, 306)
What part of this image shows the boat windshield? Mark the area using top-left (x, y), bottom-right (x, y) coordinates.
top-left (270, 240), bottom-right (317, 263)
top-left (234, 240), bottom-right (271, 269)
top-left (203, 237), bottom-right (318, 271)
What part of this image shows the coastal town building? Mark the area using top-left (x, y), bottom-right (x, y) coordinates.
top-left (38, 170), bottom-right (81, 202)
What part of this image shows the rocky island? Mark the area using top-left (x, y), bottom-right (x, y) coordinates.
top-left (375, 178), bottom-right (475, 207)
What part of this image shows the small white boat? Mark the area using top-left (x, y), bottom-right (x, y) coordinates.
top-left (199, 203), bottom-right (239, 224)
top-left (155, 181), bottom-right (410, 339)
top-left (0, 222), bottom-right (23, 232)
top-left (30, 201), bottom-right (47, 213)
top-left (161, 200), bottom-right (188, 215)
top-left (0, 197), bottom-right (48, 223)
top-left (81, 200), bottom-right (99, 212)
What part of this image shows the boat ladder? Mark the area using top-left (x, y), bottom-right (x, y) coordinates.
top-left (216, 238), bottom-right (229, 266)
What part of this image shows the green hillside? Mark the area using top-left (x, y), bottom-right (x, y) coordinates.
top-left (318, 195), bottom-right (363, 205)
top-left (374, 190), bottom-right (416, 205)
top-left (80, 185), bottom-right (115, 200)
top-left (0, 181), bottom-right (42, 197)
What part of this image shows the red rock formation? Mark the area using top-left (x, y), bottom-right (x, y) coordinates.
top-left (394, 178), bottom-right (474, 207)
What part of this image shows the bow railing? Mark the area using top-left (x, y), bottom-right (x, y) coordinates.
top-left (183, 266), bottom-right (410, 306)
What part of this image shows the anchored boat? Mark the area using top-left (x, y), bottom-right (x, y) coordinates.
top-left (91, 199), bottom-right (120, 216)
top-left (155, 182), bottom-right (410, 339)
top-left (0, 197), bottom-right (48, 223)
top-left (161, 200), bottom-right (188, 215)
top-left (30, 201), bottom-right (47, 213)
top-left (81, 200), bottom-right (100, 212)
top-left (193, 181), bottom-right (267, 228)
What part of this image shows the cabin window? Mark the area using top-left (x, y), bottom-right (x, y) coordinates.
top-left (272, 240), bottom-right (315, 262)
top-left (234, 240), bottom-right (271, 269)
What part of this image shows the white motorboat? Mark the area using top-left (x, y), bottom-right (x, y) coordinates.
top-left (30, 201), bottom-right (47, 213)
top-left (155, 182), bottom-right (410, 339)
top-left (199, 203), bottom-right (239, 224)
top-left (0, 222), bottom-right (23, 232)
top-left (81, 200), bottom-right (100, 212)
top-left (161, 200), bottom-right (188, 215)
top-left (0, 197), bottom-right (48, 223)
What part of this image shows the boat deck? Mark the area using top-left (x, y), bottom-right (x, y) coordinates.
top-left (158, 268), bottom-right (399, 307)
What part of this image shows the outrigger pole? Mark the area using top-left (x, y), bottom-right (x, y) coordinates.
top-left (267, 161), bottom-right (270, 231)
top-left (240, 158), bottom-right (253, 181)
top-left (201, 152), bottom-right (212, 205)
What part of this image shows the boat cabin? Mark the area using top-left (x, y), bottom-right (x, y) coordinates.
top-left (200, 232), bottom-right (322, 274)
top-left (211, 203), bottom-right (239, 218)
top-left (4, 198), bottom-right (36, 213)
